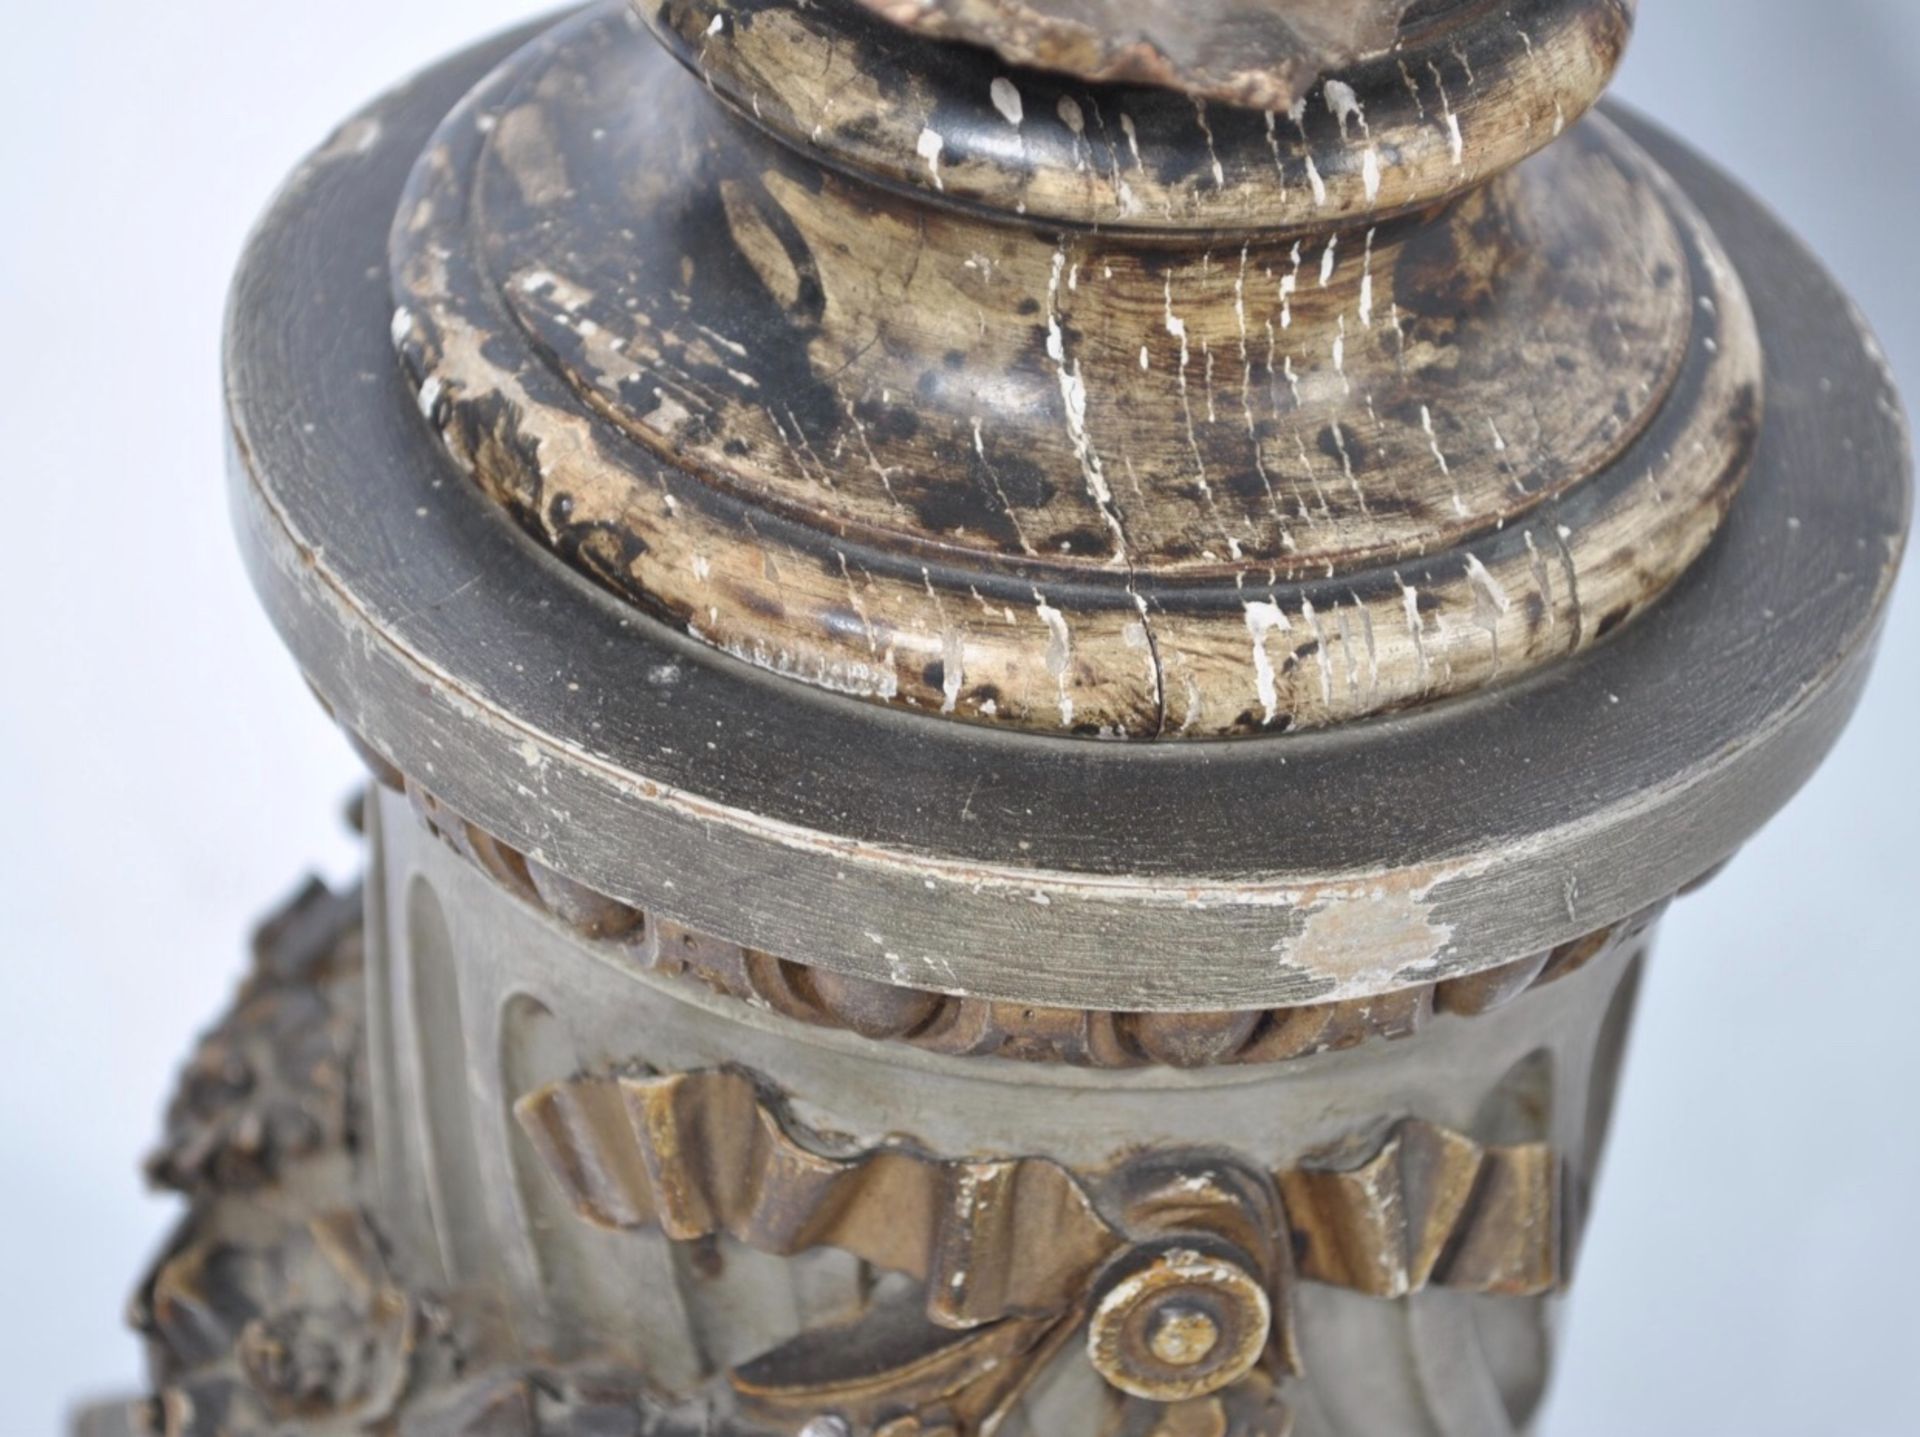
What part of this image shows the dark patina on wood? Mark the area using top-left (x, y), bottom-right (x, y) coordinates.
top-left (102, 2), bottom-right (1912, 1435)
top-left (227, 5), bottom-right (1905, 1009)
top-left (392, 0), bottom-right (1756, 738)
top-left (851, 0), bottom-right (1423, 112)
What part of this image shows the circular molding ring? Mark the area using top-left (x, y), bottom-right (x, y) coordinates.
top-left (227, 15), bottom-right (1909, 1010)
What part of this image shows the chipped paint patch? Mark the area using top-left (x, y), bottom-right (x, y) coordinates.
top-left (1285, 888), bottom-right (1456, 986)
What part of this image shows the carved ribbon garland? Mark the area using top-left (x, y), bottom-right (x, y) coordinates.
top-left (517, 1069), bottom-right (1560, 1434)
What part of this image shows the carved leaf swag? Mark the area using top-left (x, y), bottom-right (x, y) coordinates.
top-left (517, 1068), bottom-right (1564, 1434)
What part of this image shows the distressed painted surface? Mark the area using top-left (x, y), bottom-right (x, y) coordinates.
top-left (227, 7), bottom-right (1907, 1004)
top-left (850, 0), bottom-right (1421, 113)
top-left (167, 1), bottom-right (1914, 1422)
top-left (400, 760), bottom-right (1663, 1064)
top-left (391, 1), bottom-right (1758, 738)
top-left (647, 0), bottom-right (1631, 233)
top-left (134, 867), bottom-right (1612, 1436)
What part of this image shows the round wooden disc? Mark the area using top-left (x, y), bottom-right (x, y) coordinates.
top-left (228, 10), bottom-right (1907, 1008)
top-left (391, 2), bottom-right (1757, 738)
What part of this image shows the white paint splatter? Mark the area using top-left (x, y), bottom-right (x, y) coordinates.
top-left (1046, 248), bottom-right (1126, 562)
top-left (990, 77), bottom-right (1024, 127)
top-left (1035, 595), bottom-right (1075, 726)
top-left (1325, 79), bottom-right (1382, 201)
top-left (1289, 99), bottom-right (1327, 205)
top-left (1244, 599), bottom-right (1292, 725)
top-left (1358, 229), bottom-right (1376, 327)
top-left (939, 627), bottom-right (965, 714)
top-left (1399, 576), bottom-right (1431, 688)
top-left (915, 127), bottom-right (946, 189)
top-left (1465, 554), bottom-right (1511, 612)
top-left (1430, 62), bottom-right (1464, 166)
top-left (1192, 98), bottom-right (1226, 187)
top-left (1301, 597), bottom-right (1334, 707)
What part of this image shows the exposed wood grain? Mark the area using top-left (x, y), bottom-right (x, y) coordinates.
top-left (394, 2), bottom-right (1755, 737)
top-left (645, 0), bottom-right (1631, 233)
top-left (148, 5), bottom-right (1915, 1435)
top-left (848, 0), bottom-right (1419, 112)
top-left (225, 7), bottom-right (1907, 1006)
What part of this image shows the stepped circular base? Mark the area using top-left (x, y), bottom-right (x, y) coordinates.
top-left (228, 12), bottom-right (1905, 1008)
top-left (393, 2), bottom-right (1759, 738)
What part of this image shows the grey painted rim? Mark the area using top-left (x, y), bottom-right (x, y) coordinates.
top-left (226, 11), bottom-right (1909, 1010)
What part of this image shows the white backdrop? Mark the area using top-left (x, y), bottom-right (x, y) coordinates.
top-left (2, 4), bottom-right (1915, 1433)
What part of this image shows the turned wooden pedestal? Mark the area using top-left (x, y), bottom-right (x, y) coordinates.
top-left (121, 3), bottom-right (1908, 1435)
